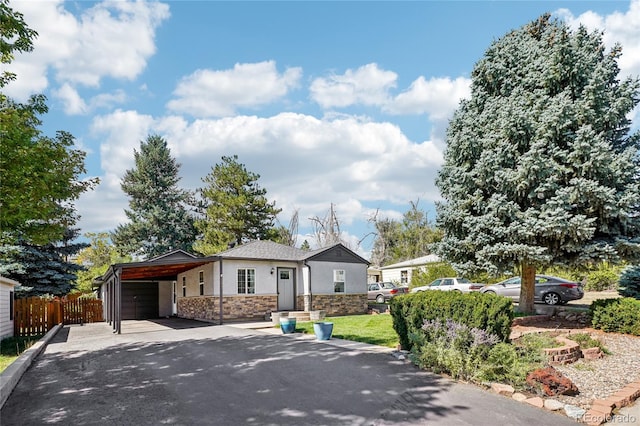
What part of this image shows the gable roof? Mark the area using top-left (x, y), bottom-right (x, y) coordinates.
top-left (217, 240), bottom-right (369, 264)
top-left (380, 254), bottom-right (441, 270)
top-left (145, 249), bottom-right (198, 263)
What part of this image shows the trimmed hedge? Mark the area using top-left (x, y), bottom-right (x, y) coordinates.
top-left (590, 297), bottom-right (640, 336)
top-left (390, 291), bottom-right (514, 350)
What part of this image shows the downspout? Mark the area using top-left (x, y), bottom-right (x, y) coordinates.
top-left (218, 257), bottom-right (223, 325)
top-left (115, 267), bottom-right (122, 334)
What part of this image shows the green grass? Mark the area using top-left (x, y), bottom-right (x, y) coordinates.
top-left (0, 335), bottom-right (43, 373)
top-left (292, 314), bottom-right (399, 348)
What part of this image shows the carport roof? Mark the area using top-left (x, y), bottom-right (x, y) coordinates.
top-left (97, 255), bottom-right (220, 284)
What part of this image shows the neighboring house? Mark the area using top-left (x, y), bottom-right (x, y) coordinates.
top-left (367, 267), bottom-right (382, 283)
top-left (96, 242), bottom-right (369, 333)
top-left (379, 254), bottom-right (441, 285)
top-left (0, 277), bottom-right (17, 339)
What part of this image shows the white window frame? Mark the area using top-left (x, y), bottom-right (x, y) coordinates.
top-left (199, 270), bottom-right (204, 296)
top-left (237, 268), bottom-right (256, 294)
top-left (334, 269), bottom-right (345, 293)
top-left (182, 276), bottom-right (186, 297)
top-left (400, 270), bottom-right (408, 284)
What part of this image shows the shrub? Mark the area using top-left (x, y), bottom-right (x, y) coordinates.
top-left (410, 318), bottom-right (499, 380)
top-left (390, 290), bottom-right (513, 350)
top-left (618, 265), bottom-right (640, 299)
top-left (590, 298), bottom-right (640, 335)
top-left (585, 262), bottom-right (622, 291)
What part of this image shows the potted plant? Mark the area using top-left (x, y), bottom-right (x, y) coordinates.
top-left (279, 317), bottom-right (296, 334)
top-left (313, 321), bottom-right (334, 340)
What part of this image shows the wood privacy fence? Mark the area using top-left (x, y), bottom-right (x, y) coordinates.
top-left (14, 296), bottom-right (103, 337)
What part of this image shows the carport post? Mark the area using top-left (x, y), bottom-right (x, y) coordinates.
top-left (115, 267), bottom-right (122, 334)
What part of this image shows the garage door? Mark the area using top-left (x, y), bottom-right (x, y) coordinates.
top-left (122, 282), bottom-right (159, 320)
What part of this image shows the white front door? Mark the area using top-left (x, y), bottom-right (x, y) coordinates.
top-left (277, 268), bottom-right (295, 311)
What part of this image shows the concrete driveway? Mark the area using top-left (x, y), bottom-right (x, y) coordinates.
top-left (1, 319), bottom-right (576, 425)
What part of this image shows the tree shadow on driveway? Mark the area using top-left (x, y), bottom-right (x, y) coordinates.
top-left (1, 324), bottom-right (574, 425)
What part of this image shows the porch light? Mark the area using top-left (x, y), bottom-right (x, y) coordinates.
top-left (271, 267), bottom-right (275, 275)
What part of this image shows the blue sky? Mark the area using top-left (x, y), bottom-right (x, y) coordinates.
top-left (6, 0), bottom-right (640, 259)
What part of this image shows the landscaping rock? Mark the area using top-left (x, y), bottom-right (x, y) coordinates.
top-left (512, 392), bottom-right (528, 402)
top-left (526, 366), bottom-right (579, 396)
top-left (491, 383), bottom-right (515, 396)
top-left (524, 396), bottom-right (544, 408)
top-left (543, 399), bottom-right (564, 411)
top-left (564, 404), bottom-right (586, 420)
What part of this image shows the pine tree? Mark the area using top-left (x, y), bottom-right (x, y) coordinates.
top-left (195, 155), bottom-right (281, 254)
top-left (435, 15), bottom-right (640, 313)
top-left (112, 135), bottom-right (197, 258)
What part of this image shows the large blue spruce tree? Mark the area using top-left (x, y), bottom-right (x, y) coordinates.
top-left (435, 15), bottom-right (640, 313)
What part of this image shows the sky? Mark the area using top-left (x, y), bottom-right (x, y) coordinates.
top-left (5, 0), bottom-right (640, 259)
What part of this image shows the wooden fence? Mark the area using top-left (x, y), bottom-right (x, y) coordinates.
top-left (13, 296), bottom-right (103, 337)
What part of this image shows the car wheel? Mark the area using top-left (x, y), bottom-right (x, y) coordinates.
top-left (483, 290), bottom-right (496, 295)
top-left (376, 294), bottom-right (385, 304)
top-left (543, 292), bottom-right (560, 305)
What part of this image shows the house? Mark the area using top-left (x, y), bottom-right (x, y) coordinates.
top-left (367, 267), bottom-right (382, 283)
top-left (379, 254), bottom-right (441, 285)
top-left (0, 277), bottom-right (18, 339)
top-left (96, 241), bottom-right (369, 333)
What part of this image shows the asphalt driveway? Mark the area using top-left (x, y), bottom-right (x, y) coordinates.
top-left (1, 319), bottom-right (576, 425)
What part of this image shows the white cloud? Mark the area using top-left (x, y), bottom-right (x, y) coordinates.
top-left (386, 76), bottom-right (471, 119)
top-left (85, 110), bottom-right (443, 243)
top-left (53, 84), bottom-right (88, 115)
top-left (166, 61), bottom-right (303, 117)
top-left (556, 0), bottom-right (640, 79)
top-left (5, 0), bottom-right (169, 101)
top-left (309, 63), bottom-right (397, 109)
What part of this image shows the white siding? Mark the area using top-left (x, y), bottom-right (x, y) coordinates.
top-left (307, 261), bottom-right (367, 294)
top-left (0, 278), bottom-right (17, 339)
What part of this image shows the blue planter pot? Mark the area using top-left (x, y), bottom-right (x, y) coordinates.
top-left (313, 322), bottom-right (334, 340)
top-left (280, 317), bottom-right (296, 334)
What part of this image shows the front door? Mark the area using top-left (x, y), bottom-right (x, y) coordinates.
top-left (277, 268), bottom-right (295, 311)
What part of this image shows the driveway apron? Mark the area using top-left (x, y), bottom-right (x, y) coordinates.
top-left (1, 320), bottom-right (576, 425)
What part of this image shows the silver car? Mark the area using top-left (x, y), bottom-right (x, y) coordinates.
top-left (480, 275), bottom-right (584, 305)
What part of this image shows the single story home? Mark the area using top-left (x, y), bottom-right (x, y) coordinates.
top-left (379, 254), bottom-right (441, 285)
top-left (96, 241), bottom-right (369, 333)
top-left (0, 277), bottom-right (18, 339)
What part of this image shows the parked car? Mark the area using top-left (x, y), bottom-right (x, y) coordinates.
top-left (479, 275), bottom-right (584, 305)
top-left (410, 277), bottom-right (484, 293)
top-left (368, 282), bottom-right (408, 303)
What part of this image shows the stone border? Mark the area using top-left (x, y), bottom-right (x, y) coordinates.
top-left (0, 324), bottom-right (62, 409)
top-left (582, 380), bottom-right (640, 425)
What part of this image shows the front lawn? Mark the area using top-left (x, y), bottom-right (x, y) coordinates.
top-left (0, 335), bottom-right (43, 373)
top-left (294, 314), bottom-right (398, 348)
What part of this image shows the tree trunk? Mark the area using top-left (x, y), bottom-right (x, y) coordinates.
top-left (518, 262), bottom-right (536, 314)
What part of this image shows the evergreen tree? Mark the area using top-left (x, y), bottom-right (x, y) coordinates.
top-left (112, 135), bottom-right (197, 259)
top-left (435, 15), bottom-right (640, 313)
top-left (619, 265), bottom-right (640, 299)
top-left (195, 155), bottom-right (281, 254)
top-left (1, 227), bottom-right (88, 297)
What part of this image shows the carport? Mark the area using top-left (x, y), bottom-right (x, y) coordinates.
top-left (96, 251), bottom-right (221, 334)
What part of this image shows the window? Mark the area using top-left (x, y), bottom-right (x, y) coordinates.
top-left (182, 277), bottom-right (186, 297)
top-left (334, 269), bottom-right (345, 293)
top-left (172, 281), bottom-right (176, 303)
top-left (237, 269), bottom-right (256, 294)
top-left (199, 271), bottom-right (204, 296)
top-left (9, 291), bottom-right (14, 321)
top-left (400, 270), bottom-right (408, 284)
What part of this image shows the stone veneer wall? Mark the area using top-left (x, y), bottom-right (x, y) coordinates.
top-left (178, 295), bottom-right (277, 321)
top-left (311, 294), bottom-right (368, 316)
